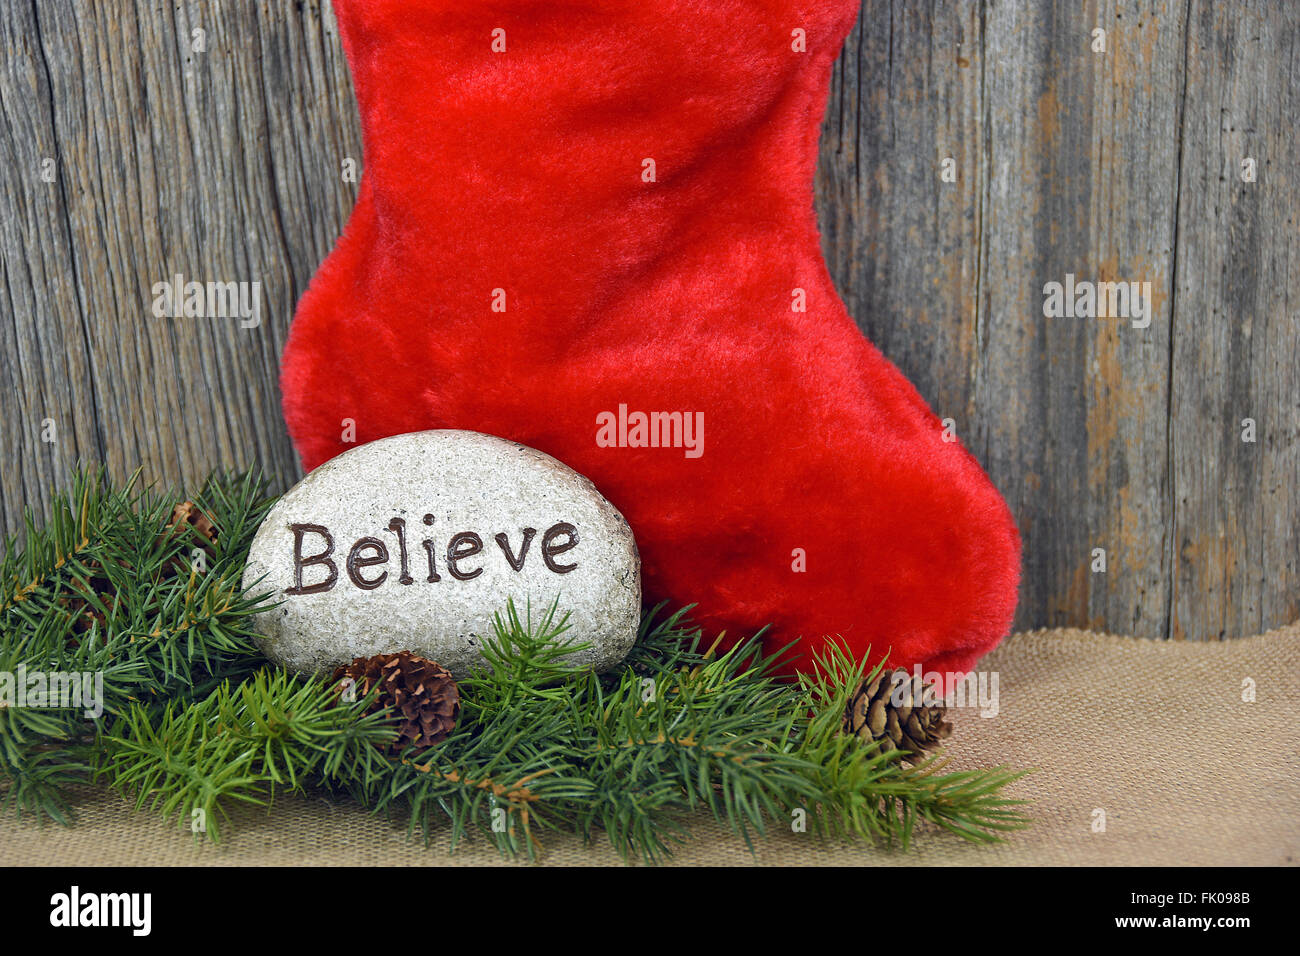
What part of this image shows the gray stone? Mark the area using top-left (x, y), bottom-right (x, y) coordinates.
top-left (242, 430), bottom-right (641, 678)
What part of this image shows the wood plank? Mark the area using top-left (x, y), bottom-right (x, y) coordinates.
top-left (1077, 0), bottom-right (1185, 638)
top-left (0, 0), bottom-right (106, 528)
top-left (1170, 0), bottom-right (1300, 639)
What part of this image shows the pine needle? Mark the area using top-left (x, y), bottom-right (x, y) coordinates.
top-left (0, 467), bottom-right (1031, 860)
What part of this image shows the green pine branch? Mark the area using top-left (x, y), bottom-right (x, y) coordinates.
top-left (0, 466), bottom-right (279, 822)
top-left (794, 640), bottom-right (1030, 847)
top-left (0, 466), bottom-right (1031, 861)
top-left (99, 670), bottom-right (397, 841)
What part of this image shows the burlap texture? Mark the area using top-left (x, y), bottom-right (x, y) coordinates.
top-left (4, 624), bottom-right (1298, 866)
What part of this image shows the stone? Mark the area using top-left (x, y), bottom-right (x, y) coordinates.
top-left (242, 430), bottom-right (641, 677)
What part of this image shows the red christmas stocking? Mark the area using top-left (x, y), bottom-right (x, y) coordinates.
top-left (281, 0), bottom-right (1021, 678)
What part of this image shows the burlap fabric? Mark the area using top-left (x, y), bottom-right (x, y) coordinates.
top-left (4, 625), bottom-right (1298, 866)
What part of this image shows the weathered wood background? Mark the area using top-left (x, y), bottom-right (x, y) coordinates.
top-left (1, 0), bottom-right (1296, 640)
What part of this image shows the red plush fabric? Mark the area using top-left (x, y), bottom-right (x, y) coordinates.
top-left (281, 0), bottom-right (1020, 678)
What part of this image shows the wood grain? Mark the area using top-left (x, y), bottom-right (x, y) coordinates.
top-left (2, 0), bottom-right (1296, 640)
top-left (0, 0), bottom-right (359, 526)
top-left (1167, 0), bottom-right (1300, 639)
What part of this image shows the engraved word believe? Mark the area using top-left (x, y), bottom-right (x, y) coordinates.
top-left (283, 516), bottom-right (579, 595)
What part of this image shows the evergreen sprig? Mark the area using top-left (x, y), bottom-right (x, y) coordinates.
top-left (0, 467), bottom-right (1030, 862)
top-left (323, 602), bottom-right (1029, 862)
top-left (0, 466), bottom-right (277, 821)
top-left (100, 670), bottom-right (397, 841)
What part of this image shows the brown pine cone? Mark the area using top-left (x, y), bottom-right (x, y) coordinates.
top-left (843, 667), bottom-right (953, 761)
top-left (333, 651), bottom-right (460, 752)
top-left (61, 558), bottom-right (115, 643)
top-left (163, 500), bottom-right (219, 575)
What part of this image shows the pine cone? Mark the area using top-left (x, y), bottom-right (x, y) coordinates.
top-left (61, 558), bottom-right (115, 643)
top-left (843, 668), bottom-right (953, 760)
top-left (163, 501), bottom-right (219, 575)
top-left (333, 651), bottom-right (460, 752)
